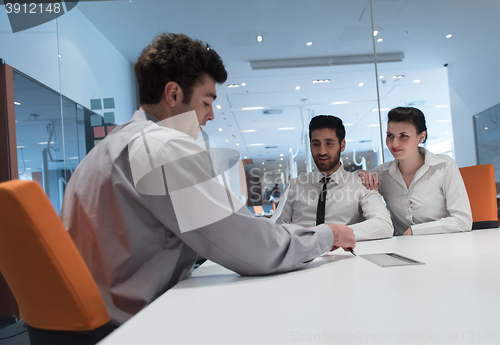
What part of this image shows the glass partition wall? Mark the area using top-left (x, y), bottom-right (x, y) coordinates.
top-left (2, 0), bottom-right (498, 207)
top-left (13, 70), bottom-right (90, 213)
top-left (370, 0), bottom-right (455, 162)
top-left (1, 4), bottom-right (121, 213)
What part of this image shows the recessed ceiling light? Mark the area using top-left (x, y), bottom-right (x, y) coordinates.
top-left (241, 83), bottom-right (246, 86)
top-left (436, 105), bottom-right (450, 108)
top-left (244, 156), bottom-right (247, 159)
top-left (225, 139), bottom-right (229, 142)
top-left (393, 75), bottom-right (405, 79)
top-left (218, 128), bottom-right (223, 131)
top-left (241, 106), bottom-right (264, 111)
top-left (372, 108), bottom-right (390, 112)
top-left (278, 127), bottom-right (295, 130)
top-left (331, 101), bottom-right (349, 105)
top-left (256, 35), bottom-right (263, 43)
top-left (279, 164), bottom-right (282, 167)
top-left (216, 105), bottom-right (222, 109)
top-left (379, 76), bottom-right (384, 79)
top-left (413, 80), bottom-right (421, 83)
top-left (344, 123), bottom-right (353, 126)
top-left (37, 142), bottom-right (55, 145)
top-left (295, 86), bottom-right (300, 90)
top-left (227, 84), bottom-right (239, 88)
top-left (306, 42), bottom-right (312, 46)
top-left (241, 129), bottom-right (257, 133)
top-left (373, 30), bottom-right (379, 36)
top-left (446, 34), bottom-right (452, 39)
top-left (377, 38), bottom-right (383, 42)
top-left (262, 162), bottom-right (265, 164)
top-left (248, 143), bottom-right (265, 146)
top-left (280, 154), bottom-right (284, 156)
top-left (263, 168), bottom-right (266, 171)
top-left (280, 158), bottom-right (283, 160)
top-left (358, 83), bottom-right (364, 87)
top-left (236, 143), bottom-right (240, 146)
top-left (312, 79), bottom-right (330, 83)
top-left (14, 101), bottom-right (21, 105)
top-left (367, 124), bottom-right (380, 127)
top-left (16, 146), bottom-right (25, 149)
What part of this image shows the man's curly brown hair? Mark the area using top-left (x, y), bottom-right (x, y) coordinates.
top-left (135, 33), bottom-right (227, 105)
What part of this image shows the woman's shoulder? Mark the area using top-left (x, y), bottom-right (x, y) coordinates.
top-left (371, 160), bottom-right (394, 173)
top-left (425, 149), bottom-right (458, 168)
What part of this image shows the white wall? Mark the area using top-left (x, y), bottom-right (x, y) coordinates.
top-left (0, 7), bottom-right (136, 124)
top-left (448, 33), bottom-right (500, 168)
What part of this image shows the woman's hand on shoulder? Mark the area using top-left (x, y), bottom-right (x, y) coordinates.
top-left (357, 170), bottom-right (381, 190)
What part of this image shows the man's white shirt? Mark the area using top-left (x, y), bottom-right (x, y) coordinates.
top-left (277, 162), bottom-right (393, 241)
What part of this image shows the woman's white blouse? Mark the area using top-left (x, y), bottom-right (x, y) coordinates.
top-left (372, 148), bottom-right (473, 236)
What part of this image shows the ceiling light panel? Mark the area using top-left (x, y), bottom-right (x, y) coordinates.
top-left (250, 53), bottom-right (404, 70)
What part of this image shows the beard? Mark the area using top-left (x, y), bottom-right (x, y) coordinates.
top-left (313, 147), bottom-right (341, 174)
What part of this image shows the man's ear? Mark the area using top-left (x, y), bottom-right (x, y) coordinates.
top-left (164, 81), bottom-right (183, 107)
top-left (341, 139), bottom-right (346, 152)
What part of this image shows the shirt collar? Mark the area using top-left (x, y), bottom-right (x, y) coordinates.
top-left (131, 110), bottom-right (160, 123)
top-left (421, 147), bottom-right (445, 166)
top-left (388, 147), bottom-right (444, 177)
top-left (312, 161), bottom-right (346, 184)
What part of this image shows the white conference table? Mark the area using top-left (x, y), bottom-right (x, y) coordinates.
top-left (99, 229), bottom-right (500, 345)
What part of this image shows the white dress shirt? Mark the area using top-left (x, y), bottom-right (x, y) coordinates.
top-left (278, 163), bottom-right (393, 241)
top-left (371, 148), bottom-right (472, 236)
top-left (61, 110), bottom-right (333, 325)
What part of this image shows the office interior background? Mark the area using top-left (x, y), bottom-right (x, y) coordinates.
top-left (1, 0), bottom-right (499, 212)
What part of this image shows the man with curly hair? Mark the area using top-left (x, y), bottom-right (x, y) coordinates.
top-left (61, 33), bottom-right (356, 326)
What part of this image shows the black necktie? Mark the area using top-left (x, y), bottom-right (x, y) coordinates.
top-left (316, 177), bottom-right (330, 225)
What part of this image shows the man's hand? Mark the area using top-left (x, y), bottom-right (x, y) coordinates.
top-left (357, 170), bottom-right (380, 190)
top-left (403, 227), bottom-right (413, 235)
top-left (327, 224), bottom-right (356, 252)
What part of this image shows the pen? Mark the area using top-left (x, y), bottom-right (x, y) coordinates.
top-left (350, 250), bottom-right (357, 257)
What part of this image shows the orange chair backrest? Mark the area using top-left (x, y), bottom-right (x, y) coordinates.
top-left (253, 205), bottom-right (264, 215)
top-left (0, 180), bottom-right (109, 331)
top-left (459, 164), bottom-right (499, 229)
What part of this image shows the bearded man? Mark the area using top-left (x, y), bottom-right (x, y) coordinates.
top-left (277, 115), bottom-right (393, 241)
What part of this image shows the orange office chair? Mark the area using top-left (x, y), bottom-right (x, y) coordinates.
top-left (253, 205), bottom-right (264, 215)
top-left (0, 180), bottom-right (114, 345)
top-left (459, 164), bottom-right (499, 230)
